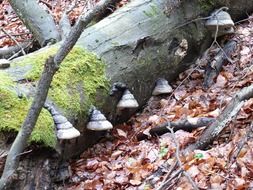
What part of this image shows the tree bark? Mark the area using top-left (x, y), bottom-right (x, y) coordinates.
top-left (0, 0), bottom-right (121, 189)
top-left (1, 0), bottom-right (253, 188)
top-left (9, 0), bottom-right (61, 46)
top-left (2, 0), bottom-right (253, 158)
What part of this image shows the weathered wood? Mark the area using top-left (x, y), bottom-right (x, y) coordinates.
top-left (203, 40), bottom-right (237, 88)
top-left (9, 0), bottom-right (60, 46)
top-left (2, 0), bottom-right (253, 159)
top-left (137, 117), bottom-right (215, 141)
top-left (186, 83), bottom-right (253, 152)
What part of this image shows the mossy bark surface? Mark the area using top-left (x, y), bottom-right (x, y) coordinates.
top-left (1, 0), bottom-right (253, 158)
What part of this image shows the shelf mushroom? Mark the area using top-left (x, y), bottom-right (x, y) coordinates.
top-left (0, 59), bottom-right (10, 69)
top-left (117, 89), bottom-right (139, 109)
top-left (152, 78), bottom-right (173, 96)
top-left (87, 107), bottom-right (113, 131)
top-left (46, 104), bottom-right (80, 140)
top-left (56, 121), bottom-right (80, 140)
top-left (205, 9), bottom-right (234, 37)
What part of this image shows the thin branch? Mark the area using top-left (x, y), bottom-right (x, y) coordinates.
top-left (170, 127), bottom-right (199, 190)
top-left (172, 7), bottom-right (229, 31)
top-left (0, 0), bottom-right (121, 189)
top-left (137, 117), bottom-right (215, 141)
top-left (8, 40), bottom-right (33, 60)
top-left (228, 123), bottom-right (253, 165)
top-left (157, 126), bottom-right (199, 190)
top-left (0, 28), bottom-right (26, 55)
top-left (186, 84), bottom-right (253, 152)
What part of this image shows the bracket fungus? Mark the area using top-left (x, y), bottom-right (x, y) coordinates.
top-left (205, 9), bottom-right (234, 37)
top-left (117, 89), bottom-right (139, 109)
top-left (46, 104), bottom-right (80, 140)
top-left (152, 78), bottom-right (173, 96)
top-left (87, 107), bottom-right (113, 131)
top-left (0, 59), bottom-right (10, 69)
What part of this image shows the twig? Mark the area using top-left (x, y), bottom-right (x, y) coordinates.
top-left (234, 17), bottom-right (253, 25)
top-left (137, 117), bottom-right (215, 141)
top-left (0, 28), bottom-right (26, 56)
top-left (186, 83), bottom-right (253, 152)
top-left (172, 7), bottom-right (229, 31)
top-left (229, 123), bottom-right (253, 165)
top-left (157, 126), bottom-right (199, 190)
top-left (170, 127), bottom-right (199, 190)
top-left (0, 32), bottom-right (30, 40)
top-left (8, 40), bottom-right (33, 60)
top-left (15, 149), bottom-right (32, 157)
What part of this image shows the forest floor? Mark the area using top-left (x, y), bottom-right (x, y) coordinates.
top-left (2, 0), bottom-right (253, 190)
top-left (66, 17), bottom-right (253, 190)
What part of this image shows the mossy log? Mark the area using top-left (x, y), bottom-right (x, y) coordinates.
top-left (1, 0), bottom-right (253, 159)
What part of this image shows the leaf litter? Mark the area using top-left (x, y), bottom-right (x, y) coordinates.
top-left (66, 17), bottom-right (253, 189)
top-left (2, 0), bottom-right (253, 189)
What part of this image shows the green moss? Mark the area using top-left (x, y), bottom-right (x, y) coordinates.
top-left (15, 46), bottom-right (109, 116)
top-left (143, 3), bottom-right (159, 18)
top-left (198, 0), bottom-right (215, 11)
top-left (0, 72), bottom-right (56, 147)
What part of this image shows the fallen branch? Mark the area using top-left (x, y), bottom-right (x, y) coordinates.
top-left (0, 28), bottom-right (26, 56)
top-left (203, 40), bottom-right (237, 88)
top-left (137, 117), bottom-right (215, 141)
top-left (0, 0), bottom-right (121, 189)
top-left (59, 0), bottom-right (78, 40)
top-left (0, 41), bottom-right (31, 59)
top-left (158, 127), bottom-right (199, 190)
top-left (186, 83), bottom-right (253, 152)
top-left (228, 123), bottom-right (253, 165)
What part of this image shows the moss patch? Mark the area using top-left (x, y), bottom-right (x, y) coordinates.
top-left (0, 72), bottom-right (56, 147)
top-left (15, 46), bottom-right (109, 116)
top-left (198, 0), bottom-right (215, 12)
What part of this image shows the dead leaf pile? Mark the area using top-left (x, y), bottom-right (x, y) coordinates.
top-left (66, 18), bottom-right (253, 189)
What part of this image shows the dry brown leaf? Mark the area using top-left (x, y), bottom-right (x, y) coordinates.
top-left (116, 129), bottom-right (127, 138)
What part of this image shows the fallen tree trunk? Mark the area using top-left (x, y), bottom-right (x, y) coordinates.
top-left (1, 0), bottom-right (253, 158)
top-left (137, 117), bottom-right (215, 141)
top-left (9, 0), bottom-right (61, 46)
top-left (1, 0), bottom-right (253, 188)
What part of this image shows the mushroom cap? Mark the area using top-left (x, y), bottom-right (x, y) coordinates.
top-left (152, 78), bottom-right (173, 96)
top-left (0, 59), bottom-right (10, 69)
top-left (56, 121), bottom-right (73, 130)
top-left (53, 115), bottom-right (68, 124)
top-left (205, 11), bottom-right (234, 28)
top-left (89, 109), bottom-right (106, 121)
top-left (57, 127), bottom-right (80, 140)
top-left (50, 107), bottom-right (59, 116)
top-left (211, 26), bottom-right (234, 37)
top-left (117, 89), bottom-right (139, 109)
top-left (87, 120), bottom-right (113, 131)
top-left (117, 98), bottom-right (139, 108)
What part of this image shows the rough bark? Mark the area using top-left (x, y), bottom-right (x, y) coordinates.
top-left (9, 0), bottom-right (60, 46)
top-left (137, 117), bottom-right (215, 141)
top-left (186, 84), bottom-right (253, 152)
top-left (0, 0), bottom-right (120, 189)
top-left (0, 41), bottom-right (31, 59)
top-left (1, 0), bottom-right (253, 188)
top-left (2, 0), bottom-right (253, 158)
top-left (203, 40), bottom-right (237, 88)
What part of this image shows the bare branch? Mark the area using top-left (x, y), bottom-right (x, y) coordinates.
top-left (0, 0), bottom-right (121, 188)
top-left (0, 28), bottom-right (26, 55)
top-left (158, 127), bottom-right (199, 190)
top-left (186, 84), bottom-right (253, 152)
